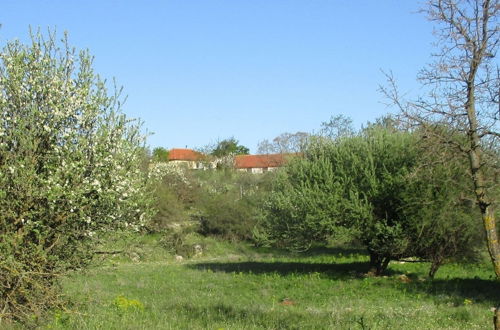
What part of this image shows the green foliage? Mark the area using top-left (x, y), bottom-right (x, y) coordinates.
top-left (147, 162), bottom-right (273, 247)
top-left (147, 162), bottom-right (195, 232)
top-left (262, 156), bottom-right (348, 251)
top-left (196, 170), bottom-right (271, 241)
top-left (151, 147), bottom-right (169, 162)
top-left (149, 186), bottom-right (191, 232)
top-left (210, 137), bottom-right (249, 157)
top-left (160, 226), bottom-right (195, 256)
top-left (262, 126), bottom-right (482, 276)
top-left (0, 31), bottom-right (153, 322)
top-left (198, 193), bottom-right (257, 241)
top-left (263, 128), bottom-right (417, 273)
top-left (401, 135), bottom-right (483, 277)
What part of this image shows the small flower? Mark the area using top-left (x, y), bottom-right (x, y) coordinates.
top-left (114, 296), bottom-right (144, 311)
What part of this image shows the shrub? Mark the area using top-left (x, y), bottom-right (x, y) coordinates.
top-left (159, 226), bottom-right (202, 257)
top-left (263, 129), bottom-right (417, 273)
top-left (401, 139), bottom-right (483, 278)
top-left (0, 31), bottom-right (153, 322)
top-left (147, 162), bottom-right (194, 232)
top-left (196, 170), bottom-right (271, 241)
top-left (261, 127), bottom-right (481, 276)
top-left (261, 156), bottom-right (349, 251)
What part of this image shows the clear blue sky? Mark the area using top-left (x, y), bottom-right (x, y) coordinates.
top-left (1, 1), bottom-right (434, 153)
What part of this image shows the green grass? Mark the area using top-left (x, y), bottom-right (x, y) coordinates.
top-left (43, 234), bottom-right (498, 329)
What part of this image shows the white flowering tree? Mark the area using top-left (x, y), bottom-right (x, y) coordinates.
top-left (0, 31), bottom-right (154, 321)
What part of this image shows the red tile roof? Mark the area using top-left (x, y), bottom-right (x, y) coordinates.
top-left (234, 153), bottom-right (294, 169)
top-left (168, 148), bottom-right (205, 161)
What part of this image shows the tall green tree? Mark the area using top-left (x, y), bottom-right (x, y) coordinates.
top-left (262, 126), bottom-right (481, 276)
top-left (262, 155), bottom-right (346, 251)
top-left (264, 128), bottom-right (419, 274)
top-left (210, 137), bottom-right (249, 157)
top-left (152, 147), bottom-right (170, 162)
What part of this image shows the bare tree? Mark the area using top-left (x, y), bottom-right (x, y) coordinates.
top-left (257, 131), bottom-right (309, 154)
top-left (319, 114), bottom-right (355, 139)
top-left (381, 0), bottom-right (499, 327)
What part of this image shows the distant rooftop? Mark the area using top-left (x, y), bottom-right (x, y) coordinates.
top-left (168, 148), bottom-right (205, 161)
top-left (234, 153), bottom-right (294, 169)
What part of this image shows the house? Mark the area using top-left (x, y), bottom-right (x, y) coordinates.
top-left (167, 148), bottom-right (295, 173)
top-left (234, 153), bottom-right (293, 173)
top-left (168, 148), bottom-right (207, 169)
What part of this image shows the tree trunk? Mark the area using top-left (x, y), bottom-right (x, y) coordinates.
top-left (428, 258), bottom-right (442, 279)
top-left (368, 253), bottom-right (379, 275)
top-left (463, 66), bottom-right (500, 274)
top-left (381, 257), bottom-right (391, 275)
top-left (484, 210), bottom-right (500, 330)
top-left (465, 80), bottom-right (500, 330)
top-left (467, 118), bottom-right (500, 277)
top-left (481, 208), bottom-right (500, 277)
top-left (368, 253), bottom-right (390, 276)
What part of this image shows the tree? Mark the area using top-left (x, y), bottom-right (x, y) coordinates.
top-left (264, 128), bottom-right (420, 274)
top-left (347, 129), bottom-right (419, 274)
top-left (257, 131), bottom-right (309, 154)
top-left (210, 137), bottom-right (249, 157)
top-left (262, 126), bottom-right (481, 276)
top-left (401, 130), bottom-right (483, 278)
top-left (261, 155), bottom-right (347, 251)
top-left (0, 31), bottom-right (153, 322)
top-left (152, 147), bottom-right (170, 162)
top-left (319, 114), bottom-right (355, 140)
top-left (381, 1), bottom-right (500, 325)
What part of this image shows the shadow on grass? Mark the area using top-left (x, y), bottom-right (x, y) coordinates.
top-left (303, 246), bottom-right (367, 257)
top-left (400, 278), bottom-right (500, 306)
top-left (189, 260), bottom-right (402, 280)
top-left (252, 246), bottom-right (367, 259)
top-left (189, 260), bottom-right (500, 305)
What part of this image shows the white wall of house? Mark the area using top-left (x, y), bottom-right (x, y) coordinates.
top-left (237, 167), bottom-right (279, 173)
top-left (169, 160), bottom-right (197, 169)
top-left (169, 160), bottom-right (216, 170)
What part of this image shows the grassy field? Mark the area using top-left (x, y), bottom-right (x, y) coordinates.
top-left (41, 234), bottom-right (498, 329)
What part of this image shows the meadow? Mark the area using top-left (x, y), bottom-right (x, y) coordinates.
top-left (40, 233), bottom-right (498, 330)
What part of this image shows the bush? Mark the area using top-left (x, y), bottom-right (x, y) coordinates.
top-left (147, 162), bottom-right (195, 232)
top-left (0, 31), bottom-right (153, 322)
top-left (263, 129), bottom-right (417, 273)
top-left (261, 156), bottom-right (349, 251)
top-left (196, 170), bottom-right (271, 241)
top-left (159, 225), bottom-right (201, 257)
top-left (401, 139), bottom-right (483, 278)
top-left (261, 127), bottom-right (482, 276)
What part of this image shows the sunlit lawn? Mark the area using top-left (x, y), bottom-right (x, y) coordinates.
top-left (45, 236), bottom-right (497, 329)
